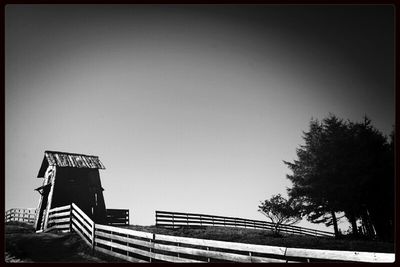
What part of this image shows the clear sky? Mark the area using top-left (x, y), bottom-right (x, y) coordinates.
top-left (5, 5), bottom-right (394, 231)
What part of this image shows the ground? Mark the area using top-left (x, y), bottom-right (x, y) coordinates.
top-left (4, 222), bottom-right (123, 263)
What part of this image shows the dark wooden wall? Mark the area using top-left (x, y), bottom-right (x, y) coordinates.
top-left (51, 167), bottom-right (107, 224)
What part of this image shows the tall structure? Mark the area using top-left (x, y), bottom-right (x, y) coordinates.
top-left (34, 150), bottom-right (107, 231)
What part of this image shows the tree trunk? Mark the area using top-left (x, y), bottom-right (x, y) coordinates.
top-left (349, 212), bottom-right (358, 237)
top-left (331, 210), bottom-right (340, 238)
top-left (364, 207), bottom-right (377, 239)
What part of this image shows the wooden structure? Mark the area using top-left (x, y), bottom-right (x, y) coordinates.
top-left (5, 208), bottom-right (37, 224)
top-left (155, 210), bottom-right (335, 238)
top-left (106, 208), bottom-right (130, 226)
top-left (34, 150), bottom-right (107, 231)
top-left (25, 203), bottom-right (395, 263)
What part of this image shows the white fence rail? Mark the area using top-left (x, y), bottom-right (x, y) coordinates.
top-left (156, 210), bottom-right (335, 238)
top-left (5, 205), bottom-right (395, 263)
top-left (5, 208), bottom-right (37, 224)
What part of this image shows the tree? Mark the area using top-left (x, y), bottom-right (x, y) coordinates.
top-left (284, 114), bottom-right (393, 240)
top-left (258, 194), bottom-right (302, 236)
top-left (284, 115), bottom-right (347, 237)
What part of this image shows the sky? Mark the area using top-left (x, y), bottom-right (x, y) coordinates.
top-left (5, 5), bottom-right (394, 232)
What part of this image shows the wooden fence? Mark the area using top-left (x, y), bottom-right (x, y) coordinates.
top-left (106, 209), bottom-right (129, 226)
top-left (4, 206), bottom-right (128, 228)
top-left (5, 208), bottom-right (37, 224)
top-left (8, 203), bottom-right (391, 263)
top-left (155, 210), bottom-right (335, 238)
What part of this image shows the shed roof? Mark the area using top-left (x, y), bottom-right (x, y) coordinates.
top-left (37, 150), bottom-right (105, 178)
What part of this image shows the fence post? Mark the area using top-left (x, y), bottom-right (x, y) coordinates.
top-left (127, 210), bottom-right (130, 225)
top-left (207, 247), bottom-right (210, 263)
top-left (149, 233), bottom-right (155, 262)
top-left (125, 233), bottom-right (129, 259)
top-left (91, 222), bottom-right (95, 254)
top-left (284, 247), bottom-right (288, 263)
top-left (69, 204), bottom-right (73, 233)
top-left (110, 229), bottom-right (113, 252)
top-left (172, 213), bottom-right (175, 228)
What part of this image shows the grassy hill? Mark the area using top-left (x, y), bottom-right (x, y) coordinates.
top-left (5, 222), bottom-right (394, 262)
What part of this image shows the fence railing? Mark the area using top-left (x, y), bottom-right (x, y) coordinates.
top-left (5, 205), bottom-right (395, 263)
top-left (155, 210), bottom-right (335, 238)
top-left (106, 209), bottom-right (129, 226)
top-left (4, 206), bottom-right (129, 229)
top-left (5, 208), bottom-right (37, 224)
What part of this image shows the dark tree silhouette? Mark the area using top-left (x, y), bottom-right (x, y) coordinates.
top-left (284, 114), bottom-right (393, 240)
top-left (284, 116), bottom-right (347, 237)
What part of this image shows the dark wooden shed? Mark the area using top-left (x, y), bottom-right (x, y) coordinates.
top-left (34, 150), bottom-right (107, 231)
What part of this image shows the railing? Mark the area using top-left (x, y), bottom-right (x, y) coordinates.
top-left (46, 205), bottom-right (72, 232)
top-left (155, 210), bottom-right (335, 238)
top-left (45, 205), bottom-right (397, 262)
top-left (5, 208), bottom-right (37, 224)
top-left (5, 205), bottom-right (395, 263)
top-left (106, 209), bottom-right (129, 226)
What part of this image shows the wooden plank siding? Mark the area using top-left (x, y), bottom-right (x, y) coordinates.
top-left (156, 210), bottom-right (334, 238)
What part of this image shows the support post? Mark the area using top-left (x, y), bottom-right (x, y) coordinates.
top-left (284, 247), bottom-right (288, 263)
top-left (149, 233), bottom-right (155, 262)
top-left (91, 223), bottom-right (96, 254)
top-left (126, 234), bottom-right (129, 257)
top-left (43, 169), bottom-right (56, 231)
top-left (69, 204), bottom-right (73, 233)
